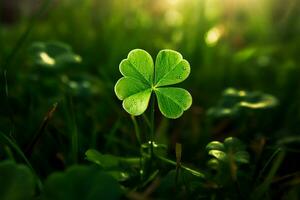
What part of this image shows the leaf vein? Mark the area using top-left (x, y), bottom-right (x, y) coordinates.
top-left (156, 60), bottom-right (183, 85)
top-left (128, 60), bottom-right (151, 86)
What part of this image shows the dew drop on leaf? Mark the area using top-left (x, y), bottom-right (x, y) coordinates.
top-left (132, 100), bottom-right (137, 105)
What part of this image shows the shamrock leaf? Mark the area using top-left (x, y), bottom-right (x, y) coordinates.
top-left (206, 137), bottom-right (250, 165)
top-left (207, 87), bottom-right (278, 119)
top-left (29, 41), bottom-right (82, 69)
top-left (114, 49), bottom-right (192, 119)
top-left (206, 137), bottom-right (250, 186)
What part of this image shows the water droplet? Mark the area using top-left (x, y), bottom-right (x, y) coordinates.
top-left (177, 75), bottom-right (182, 79)
top-left (183, 66), bottom-right (187, 70)
top-left (132, 100), bottom-right (137, 106)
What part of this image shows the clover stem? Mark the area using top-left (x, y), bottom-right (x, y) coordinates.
top-left (131, 115), bottom-right (141, 145)
top-left (150, 93), bottom-right (155, 161)
top-left (131, 115), bottom-right (145, 181)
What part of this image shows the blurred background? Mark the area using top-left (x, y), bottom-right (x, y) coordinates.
top-left (0, 0), bottom-right (300, 196)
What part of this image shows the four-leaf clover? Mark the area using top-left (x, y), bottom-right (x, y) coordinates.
top-left (114, 49), bottom-right (192, 119)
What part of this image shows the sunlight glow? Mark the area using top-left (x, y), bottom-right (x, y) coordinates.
top-left (238, 91), bottom-right (246, 96)
top-left (39, 52), bottom-right (55, 66)
top-left (205, 26), bottom-right (224, 46)
top-left (165, 10), bottom-right (183, 26)
top-left (239, 101), bottom-right (269, 109)
top-left (74, 55), bottom-right (82, 63)
top-left (69, 81), bottom-right (78, 89)
top-left (239, 98), bottom-right (276, 109)
top-left (166, 0), bottom-right (181, 6)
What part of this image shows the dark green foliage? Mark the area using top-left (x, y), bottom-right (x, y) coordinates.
top-left (0, 161), bottom-right (35, 200)
top-left (41, 165), bottom-right (122, 200)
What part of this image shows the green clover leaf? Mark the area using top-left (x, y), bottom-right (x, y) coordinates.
top-left (206, 137), bottom-right (250, 165)
top-left (114, 49), bottom-right (192, 119)
top-left (29, 41), bottom-right (82, 69)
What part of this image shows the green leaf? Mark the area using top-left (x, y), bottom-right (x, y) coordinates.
top-left (238, 94), bottom-right (278, 109)
top-left (155, 87), bottom-right (192, 118)
top-left (115, 49), bottom-right (192, 118)
top-left (207, 87), bottom-right (278, 120)
top-left (42, 165), bottom-right (122, 200)
top-left (206, 141), bottom-right (225, 151)
top-left (206, 138), bottom-right (250, 164)
top-left (122, 89), bottom-right (152, 116)
top-left (115, 77), bottom-right (148, 100)
top-left (224, 137), bottom-right (245, 152)
top-left (155, 49), bottom-right (190, 87)
top-left (119, 49), bottom-right (154, 85)
top-left (85, 149), bottom-right (139, 182)
top-left (85, 149), bottom-right (120, 169)
top-left (207, 158), bottom-right (220, 170)
top-left (29, 41), bottom-right (81, 69)
top-left (85, 149), bottom-right (140, 168)
top-left (0, 161), bottom-right (35, 200)
top-left (208, 150), bottom-right (228, 162)
top-left (235, 151), bottom-right (250, 164)
top-left (106, 171), bottom-right (130, 182)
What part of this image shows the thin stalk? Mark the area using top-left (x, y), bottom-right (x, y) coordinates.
top-left (64, 95), bottom-right (78, 164)
top-left (131, 116), bottom-right (141, 145)
top-left (25, 102), bottom-right (58, 156)
top-left (256, 148), bottom-right (282, 183)
top-left (130, 115), bottom-right (143, 181)
top-left (69, 97), bottom-right (78, 164)
top-left (142, 114), bottom-right (151, 128)
top-left (130, 115), bottom-right (145, 181)
top-left (150, 94), bottom-right (155, 160)
top-left (155, 154), bottom-right (205, 179)
top-left (0, 131), bottom-right (43, 191)
top-left (252, 150), bottom-right (285, 200)
top-left (104, 119), bottom-right (121, 149)
top-left (4, 145), bottom-right (15, 162)
top-left (3, 70), bottom-right (15, 135)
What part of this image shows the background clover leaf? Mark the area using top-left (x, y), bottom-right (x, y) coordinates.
top-left (207, 87), bottom-right (278, 120)
top-left (206, 137), bottom-right (250, 165)
top-left (29, 41), bottom-right (82, 69)
top-left (114, 49), bottom-right (192, 119)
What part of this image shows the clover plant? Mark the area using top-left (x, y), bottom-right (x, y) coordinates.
top-left (29, 41), bottom-right (82, 69)
top-left (113, 49), bottom-right (198, 180)
top-left (206, 137), bottom-right (250, 188)
top-left (206, 137), bottom-right (250, 166)
top-left (114, 49), bottom-right (192, 119)
top-left (207, 87), bottom-right (278, 119)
